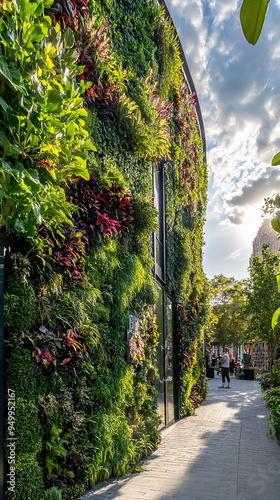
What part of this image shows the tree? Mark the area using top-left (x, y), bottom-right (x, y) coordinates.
top-left (210, 275), bottom-right (249, 349)
top-left (247, 244), bottom-right (280, 384)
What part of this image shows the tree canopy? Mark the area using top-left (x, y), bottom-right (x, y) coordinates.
top-left (210, 274), bottom-right (249, 348)
top-left (247, 244), bottom-right (280, 382)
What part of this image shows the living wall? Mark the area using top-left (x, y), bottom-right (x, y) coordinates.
top-left (1, 0), bottom-right (209, 498)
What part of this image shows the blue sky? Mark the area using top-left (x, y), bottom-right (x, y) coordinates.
top-left (165, 0), bottom-right (280, 280)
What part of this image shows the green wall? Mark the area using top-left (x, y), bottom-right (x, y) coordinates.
top-left (1, 0), bottom-right (209, 498)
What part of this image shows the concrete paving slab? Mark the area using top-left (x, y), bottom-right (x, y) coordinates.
top-left (79, 376), bottom-right (280, 500)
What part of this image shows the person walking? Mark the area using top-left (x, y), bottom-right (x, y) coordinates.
top-left (219, 347), bottom-right (230, 388)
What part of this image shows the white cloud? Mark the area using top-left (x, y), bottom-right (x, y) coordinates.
top-left (165, 0), bottom-right (280, 279)
top-left (209, 0), bottom-right (239, 27)
top-left (227, 168), bottom-right (280, 208)
top-left (225, 248), bottom-right (242, 260)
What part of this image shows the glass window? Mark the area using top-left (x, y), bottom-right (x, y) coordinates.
top-left (165, 296), bottom-right (175, 425)
top-left (155, 286), bottom-right (165, 426)
top-left (154, 166), bottom-right (164, 280)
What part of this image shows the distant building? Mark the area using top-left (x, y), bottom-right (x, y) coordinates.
top-left (252, 218), bottom-right (280, 258)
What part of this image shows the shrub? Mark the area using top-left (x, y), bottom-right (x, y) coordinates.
top-left (44, 487), bottom-right (62, 500)
top-left (263, 387), bottom-right (280, 440)
top-left (235, 368), bottom-right (245, 379)
top-left (256, 371), bottom-right (271, 390)
top-left (6, 453), bottom-right (44, 500)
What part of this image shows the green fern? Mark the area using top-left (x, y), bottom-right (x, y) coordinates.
top-left (44, 426), bottom-right (70, 478)
top-left (44, 487), bottom-right (62, 500)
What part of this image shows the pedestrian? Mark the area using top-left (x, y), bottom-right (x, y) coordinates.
top-left (219, 347), bottom-right (230, 388)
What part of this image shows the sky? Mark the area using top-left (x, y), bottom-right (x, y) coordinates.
top-left (164, 0), bottom-right (280, 280)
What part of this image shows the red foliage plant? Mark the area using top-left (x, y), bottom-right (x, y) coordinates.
top-left (76, 19), bottom-right (120, 111)
top-left (178, 300), bottom-right (200, 368)
top-left (37, 176), bottom-right (132, 280)
top-left (189, 373), bottom-right (205, 409)
top-left (46, 0), bottom-right (89, 32)
top-left (69, 174), bottom-right (133, 240)
top-left (32, 326), bottom-right (92, 375)
top-left (174, 83), bottom-right (198, 151)
top-left (38, 224), bottom-right (86, 280)
top-left (47, 0), bottom-right (117, 112)
top-left (178, 160), bottom-right (196, 189)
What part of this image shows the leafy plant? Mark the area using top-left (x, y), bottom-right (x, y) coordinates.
top-left (46, 0), bottom-right (89, 32)
top-left (129, 325), bottom-right (145, 363)
top-left (263, 386), bottom-right (280, 439)
top-left (154, 11), bottom-right (182, 98)
top-left (256, 371), bottom-right (271, 389)
top-left (178, 303), bottom-right (207, 415)
top-left (44, 487), bottom-right (62, 500)
top-left (44, 425), bottom-right (73, 479)
top-left (38, 223), bottom-right (86, 280)
top-left (6, 453), bottom-right (45, 500)
top-left (69, 173), bottom-right (133, 239)
top-left (0, 0), bottom-right (94, 244)
top-left (31, 326), bottom-right (95, 375)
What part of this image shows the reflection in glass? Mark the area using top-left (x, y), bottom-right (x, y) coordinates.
top-left (155, 286), bottom-right (165, 426)
top-left (166, 297), bottom-right (174, 425)
top-left (154, 167), bottom-right (164, 272)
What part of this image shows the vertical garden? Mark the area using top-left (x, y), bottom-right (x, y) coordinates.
top-left (1, 0), bottom-right (209, 498)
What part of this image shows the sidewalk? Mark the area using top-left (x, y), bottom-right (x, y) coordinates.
top-left (79, 375), bottom-right (280, 500)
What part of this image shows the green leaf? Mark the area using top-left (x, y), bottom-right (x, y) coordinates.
top-left (18, 0), bottom-right (33, 19)
top-left (277, 264), bottom-right (280, 290)
top-left (82, 139), bottom-right (96, 151)
top-left (240, 0), bottom-right (270, 45)
top-left (33, 2), bottom-right (44, 17)
top-left (64, 28), bottom-right (75, 48)
top-left (271, 151), bottom-right (280, 166)
top-left (9, 144), bottom-right (22, 154)
top-left (0, 158), bottom-right (15, 177)
top-left (0, 97), bottom-right (8, 111)
top-left (29, 134), bottom-right (39, 147)
top-left (40, 16), bottom-right (52, 32)
top-left (47, 90), bottom-right (62, 104)
top-left (43, 0), bottom-right (54, 8)
top-left (272, 307), bottom-right (280, 329)
top-left (0, 132), bottom-right (7, 147)
top-left (61, 49), bottom-right (79, 65)
top-left (14, 219), bottom-right (24, 232)
top-left (66, 123), bottom-right (75, 139)
top-left (0, 55), bottom-right (26, 93)
top-left (70, 164), bottom-right (90, 180)
top-left (271, 216), bottom-right (280, 233)
top-left (77, 108), bottom-right (88, 117)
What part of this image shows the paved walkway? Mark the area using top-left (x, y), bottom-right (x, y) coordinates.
top-left (80, 375), bottom-right (280, 500)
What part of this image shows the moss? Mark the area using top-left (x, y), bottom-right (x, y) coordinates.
top-left (6, 349), bottom-right (43, 499)
top-left (6, 453), bottom-right (44, 500)
top-left (4, 276), bottom-right (38, 332)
